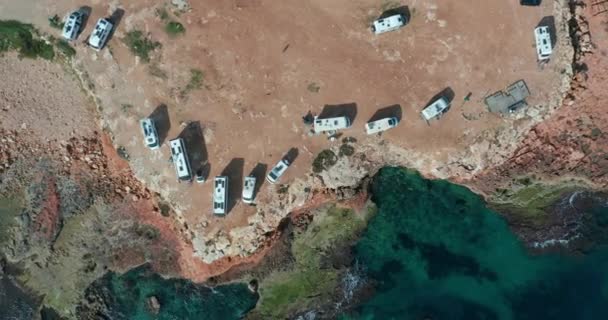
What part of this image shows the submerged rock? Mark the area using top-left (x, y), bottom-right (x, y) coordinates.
top-left (147, 295), bottom-right (161, 315)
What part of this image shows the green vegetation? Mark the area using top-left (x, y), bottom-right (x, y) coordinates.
top-left (257, 206), bottom-right (369, 318)
top-left (48, 15), bottom-right (64, 29)
top-left (0, 196), bottom-right (24, 245)
top-left (339, 143), bottom-right (355, 157)
top-left (0, 20), bottom-right (54, 60)
top-left (312, 149), bottom-right (337, 173)
top-left (307, 82), bottom-right (320, 93)
top-left (165, 21), bottom-right (185, 36)
top-left (148, 63), bottom-right (168, 79)
top-left (121, 103), bottom-right (133, 113)
top-left (55, 39), bottom-right (76, 57)
top-left (123, 30), bottom-right (161, 62)
top-left (117, 146), bottom-right (130, 161)
top-left (181, 68), bottom-right (204, 96)
top-left (156, 7), bottom-right (170, 21)
top-left (491, 179), bottom-right (586, 226)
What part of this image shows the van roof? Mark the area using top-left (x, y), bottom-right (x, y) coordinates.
top-left (89, 18), bottom-right (113, 48)
top-left (170, 138), bottom-right (192, 180)
top-left (421, 98), bottom-right (449, 121)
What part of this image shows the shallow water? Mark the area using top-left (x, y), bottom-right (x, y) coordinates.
top-left (0, 275), bottom-right (39, 320)
top-left (88, 266), bottom-right (258, 320)
top-left (345, 167), bottom-right (608, 320)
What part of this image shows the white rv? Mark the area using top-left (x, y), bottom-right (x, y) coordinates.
top-left (88, 18), bottom-right (113, 51)
top-left (365, 117), bottom-right (399, 135)
top-left (169, 138), bottom-right (192, 181)
top-left (62, 10), bottom-right (85, 41)
top-left (371, 14), bottom-right (407, 35)
top-left (213, 176), bottom-right (228, 215)
top-left (139, 118), bottom-right (160, 150)
top-left (313, 116), bottom-right (352, 134)
top-left (421, 97), bottom-right (450, 121)
top-left (534, 26), bottom-right (552, 61)
top-left (242, 176), bottom-right (256, 204)
top-left (266, 159), bottom-right (290, 184)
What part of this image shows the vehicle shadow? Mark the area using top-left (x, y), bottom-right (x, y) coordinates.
top-left (178, 121), bottom-right (208, 176)
top-left (378, 5), bottom-right (411, 22)
top-left (537, 16), bottom-right (556, 50)
top-left (248, 163), bottom-right (268, 203)
top-left (221, 158), bottom-right (245, 214)
top-left (284, 147), bottom-right (299, 164)
top-left (78, 6), bottom-right (92, 36)
top-left (149, 104), bottom-right (170, 146)
top-left (424, 87), bottom-right (455, 108)
top-left (318, 103), bottom-right (357, 123)
top-left (106, 8), bottom-right (125, 46)
top-left (368, 104), bottom-right (403, 122)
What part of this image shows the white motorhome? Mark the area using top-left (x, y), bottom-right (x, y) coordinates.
top-left (213, 176), bottom-right (228, 215)
top-left (242, 176), bottom-right (256, 204)
top-left (365, 117), bottom-right (399, 135)
top-left (421, 97), bottom-right (450, 121)
top-left (169, 138), bottom-right (192, 181)
top-left (313, 116), bottom-right (352, 134)
top-left (62, 10), bottom-right (85, 41)
top-left (534, 26), bottom-right (552, 61)
top-left (371, 14), bottom-right (407, 35)
top-left (88, 18), bottom-right (113, 51)
top-left (266, 159), bottom-right (290, 184)
top-left (139, 118), bottom-right (160, 150)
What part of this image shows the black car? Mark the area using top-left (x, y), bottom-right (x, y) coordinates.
top-left (520, 0), bottom-right (541, 6)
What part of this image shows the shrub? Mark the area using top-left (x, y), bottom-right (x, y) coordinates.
top-left (48, 15), bottom-right (64, 29)
top-left (123, 30), bottom-right (161, 62)
top-left (312, 149), bottom-right (337, 173)
top-left (55, 39), bottom-right (76, 57)
top-left (339, 144), bottom-right (355, 157)
top-left (165, 21), bottom-right (185, 36)
top-left (181, 68), bottom-right (204, 96)
top-left (0, 20), bottom-right (54, 60)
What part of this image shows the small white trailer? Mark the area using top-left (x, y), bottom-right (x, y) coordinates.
top-left (213, 176), bottom-right (228, 215)
top-left (266, 159), bottom-right (290, 184)
top-left (421, 97), bottom-right (450, 122)
top-left (534, 26), bottom-right (552, 61)
top-left (365, 117), bottom-right (399, 135)
top-left (88, 18), bottom-right (113, 51)
top-left (242, 176), bottom-right (256, 204)
top-left (371, 14), bottom-right (407, 35)
top-left (170, 138), bottom-right (192, 181)
top-left (313, 116), bottom-right (352, 134)
top-left (140, 118), bottom-right (160, 150)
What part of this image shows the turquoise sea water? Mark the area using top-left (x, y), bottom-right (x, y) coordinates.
top-left (345, 167), bottom-right (608, 320)
top-left (91, 266), bottom-right (258, 320)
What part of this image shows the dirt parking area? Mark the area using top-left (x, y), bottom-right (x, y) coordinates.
top-left (0, 0), bottom-right (569, 260)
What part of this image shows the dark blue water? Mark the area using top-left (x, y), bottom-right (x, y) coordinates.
top-left (343, 167), bottom-right (608, 320)
top-left (0, 275), bottom-right (39, 320)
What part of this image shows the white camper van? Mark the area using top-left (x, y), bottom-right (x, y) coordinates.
top-left (266, 159), bottom-right (290, 184)
top-left (365, 117), bottom-right (399, 135)
top-left (213, 176), bottom-right (228, 215)
top-left (242, 176), bottom-right (256, 204)
top-left (62, 10), bottom-right (85, 41)
top-left (88, 18), bottom-right (113, 51)
top-left (139, 118), bottom-right (160, 150)
top-left (313, 116), bottom-right (351, 134)
top-left (371, 14), bottom-right (407, 35)
top-left (421, 97), bottom-right (450, 122)
top-left (534, 26), bottom-right (552, 61)
top-left (169, 138), bottom-right (192, 181)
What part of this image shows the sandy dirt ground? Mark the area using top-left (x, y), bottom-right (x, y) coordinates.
top-left (0, 0), bottom-right (571, 267)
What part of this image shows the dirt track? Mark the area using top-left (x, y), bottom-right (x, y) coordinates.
top-left (0, 0), bottom-right (573, 267)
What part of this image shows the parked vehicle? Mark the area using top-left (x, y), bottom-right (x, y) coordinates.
top-left (139, 118), bottom-right (160, 150)
top-left (313, 116), bottom-right (351, 134)
top-left (534, 26), bottom-right (552, 61)
top-left (213, 176), bottom-right (228, 215)
top-left (266, 159), bottom-right (291, 184)
top-left (62, 10), bottom-right (85, 40)
top-left (242, 176), bottom-right (256, 204)
top-left (88, 18), bottom-right (113, 51)
top-left (371, 14), bottom-right (407, 35)
top-left (520, 0), bottom-right (541, 6)
top-left (365, 117), bottom-right (399, 135)
top-left (421, 97), bottom-right (450, 122)
top-left (169, 138), bottom-right (192, 181)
